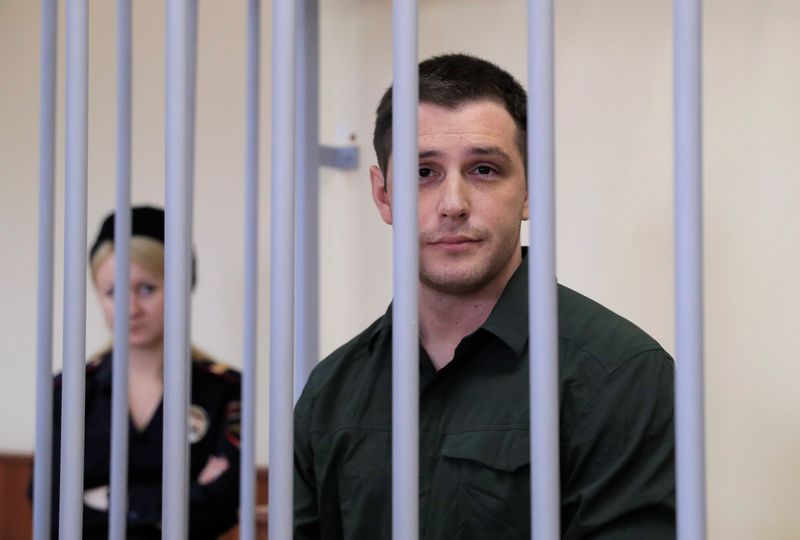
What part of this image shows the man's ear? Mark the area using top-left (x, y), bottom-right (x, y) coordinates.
top-left (522, 189), bottom-right (530, 221)
top-left (370, 165), bottom-right (393, 225)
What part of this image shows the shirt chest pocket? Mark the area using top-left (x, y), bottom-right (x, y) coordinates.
top-left (432, 430), bottom-right (531, 540)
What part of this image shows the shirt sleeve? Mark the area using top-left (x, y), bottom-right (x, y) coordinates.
top-left (294, 377), bottom-right (321, 539)
top-left (39, 379), bottom-right (109, 539)
top-left (561, 348), bottom-right (676, 539)
top-left (187, 393), bottom-right (241, 536)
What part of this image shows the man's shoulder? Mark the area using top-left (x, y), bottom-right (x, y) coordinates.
top-left (557, 284), bottom-right (670, 374)
top-left (302, 314), bottom-right (387, 400)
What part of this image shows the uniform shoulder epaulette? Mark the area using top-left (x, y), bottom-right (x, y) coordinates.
top-left (193, 354), bottom-right (240, 384)
top-left (54, 351), bottom-right (108, 387)
top-left (86, 352), bottom-right (105, 370)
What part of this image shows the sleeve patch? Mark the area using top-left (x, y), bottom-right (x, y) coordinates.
top-left (225, 401), bottom-right (241, 448)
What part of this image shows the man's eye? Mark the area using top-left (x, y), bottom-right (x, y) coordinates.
top-left (475, 165), bottom-right (494, 176)
top-left (419, 167), bottom-right (433, 178)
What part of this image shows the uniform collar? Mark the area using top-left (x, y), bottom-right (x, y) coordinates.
top-left (369, 247), bottom-right (530, 356)
top-left (93, 350), bottom-right (114, 392)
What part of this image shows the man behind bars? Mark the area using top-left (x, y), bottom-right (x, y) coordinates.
top-left (294, 53), bottom-right (675, 539)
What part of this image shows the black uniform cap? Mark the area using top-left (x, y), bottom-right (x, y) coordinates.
top-left (90, 205), bottom-right (197, 287)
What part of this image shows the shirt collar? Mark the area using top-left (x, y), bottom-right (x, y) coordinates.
top-left (369, 247), bottom-right (530, 356)
top-left (480, 247), bottom-right (530, 356)
top-left (369, 303), bottom-right (394, 352)
top-left (94, 350), bottom-right (114, 392)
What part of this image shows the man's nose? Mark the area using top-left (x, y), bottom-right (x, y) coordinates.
top-left (437, 174), bottom-right (469, 219)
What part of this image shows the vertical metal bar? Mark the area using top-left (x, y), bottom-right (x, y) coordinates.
top-left (239, 0), bottom-right (260, 538)
top-left (33, 1), bottom-right (58, 538)
top-left (186, 0), bottom-right (198, 218)
top-left (294, 0), bottom-right (320, 404)
top-left (163, 0), bottom-right (193, 537)
top-left (184, 0), bottom-right (199, 498)
top-left (59, 1), bottom-right (90, 539)
top-left (391, 1), bottom-right (419, 539)
top-left (528, 0), bottom-right (561, 538)
top-left (108, 1), bottom-right (132, 538)
top-left (674, 0), bottom-right (706, 538)
top-left (269, 0), bottom-right (296, 537)
top-left (186, 0), bottom-right (197, 284)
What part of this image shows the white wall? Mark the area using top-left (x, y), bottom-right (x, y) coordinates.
top-left (1, 0), bottom-right (798, 538)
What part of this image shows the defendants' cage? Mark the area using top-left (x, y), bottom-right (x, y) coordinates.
top-left (32, 1), bottom-right (705, 539)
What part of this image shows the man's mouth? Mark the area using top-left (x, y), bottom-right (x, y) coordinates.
top-left (429, 236), bottom-right (481, 251)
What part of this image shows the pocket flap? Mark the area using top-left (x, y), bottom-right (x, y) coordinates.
top-left (440, 430), bottom-right (530, 472)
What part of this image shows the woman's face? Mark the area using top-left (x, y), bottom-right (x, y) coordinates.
top-left (93, 254), bottom-right (165, 350)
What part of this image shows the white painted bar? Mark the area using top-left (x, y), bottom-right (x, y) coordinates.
top-left (108, 2), bottom-right (132, 538)
top-left (674, 0), bottom-right (707, 538)
top-left (269, 0), bottom-right (296, 537)
top-left (391, 1), bottom-right (419, 539)
top-left (33, 1), bottom-right (58, 538)
top-left (162, 0), bottom-right (194, 537)
top-left (294, 0), bottom-right (320, 404)
top-left (184, 3), bottom-right (198, 490)
top-left (239, 0), bottom-right (260, 538)
top-left (59, 2), bottom-right (90, 539)
top-left (528, 0), bottom-right (561, 538)
top-left (528, 0), bottom-right (561, 540)
top-left (186, 0), bottom-right (198, 288)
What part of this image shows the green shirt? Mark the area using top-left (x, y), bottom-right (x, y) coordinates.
top-left (294, 252), bottom-right (675, 539)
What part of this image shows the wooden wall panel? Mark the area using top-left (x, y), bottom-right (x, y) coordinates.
top-left (0, 454), bottom-right (33, 540)
top-left (0, 453), bottom-right (267, 539)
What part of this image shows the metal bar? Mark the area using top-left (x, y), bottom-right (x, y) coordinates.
top-left (162, 0), bottom-right (194, 537)
top-left (674, 0), bottom-right (706, 538)
top-left (184, 0), bottom-right (198, 501)
top-left (186, 0), bottom-right (197, 283)
top-left (33, 1), bottom-right (58, 538)
top-left (108, 1), bottom-right (132, 538)
top-left (269, 0), bottom-right (296, 537)
top-left (391, 1), bottom-right (419, 539)
top-left (239, 0), bottom-right (260, 538)
top-left (528, 0), bottom-right (561, 538)
top-left (294, 0), bottom-right (320, 403)
top-left (59, 1), bottom-right (90, 538)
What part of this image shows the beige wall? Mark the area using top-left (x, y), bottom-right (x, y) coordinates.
top-left (1, 0), bottom-right (798, 537)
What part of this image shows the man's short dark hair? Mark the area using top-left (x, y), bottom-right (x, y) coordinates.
top-left (372, 53), bottom-right (528, 176)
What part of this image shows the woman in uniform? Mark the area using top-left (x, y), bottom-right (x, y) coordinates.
top-left (48, 205), bottom-right (241, 539)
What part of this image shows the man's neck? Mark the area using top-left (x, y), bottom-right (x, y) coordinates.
top-left (419, 253), bottom-right (522, 371)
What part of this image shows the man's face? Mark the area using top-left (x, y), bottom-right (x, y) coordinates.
top-left (370, 100), bottom-right (529, 296)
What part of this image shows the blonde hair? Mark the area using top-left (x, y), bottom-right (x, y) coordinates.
top-left (90, 236), bottom-right (165, 283)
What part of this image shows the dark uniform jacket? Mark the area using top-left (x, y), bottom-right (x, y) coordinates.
top-left (45, 351), bottom-right (241, 539)
top-left (294, 250), bottom-right (675, 539)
